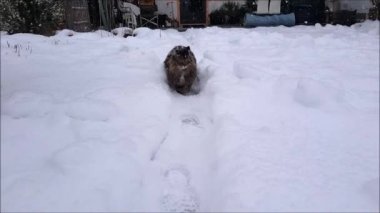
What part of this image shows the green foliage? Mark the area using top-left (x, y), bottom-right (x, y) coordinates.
top-left (0, 0), bottom-right (64, 35)
top-left (369, 0), bottom-right (380, 20)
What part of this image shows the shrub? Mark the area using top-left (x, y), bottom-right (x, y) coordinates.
top-left (209, 1), bottom-right (249, 25)
top-left (0, 0), bottom-right (64, 35)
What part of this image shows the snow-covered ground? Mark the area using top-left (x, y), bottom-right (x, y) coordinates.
top-left (1, 22), bottom-right (379, 212)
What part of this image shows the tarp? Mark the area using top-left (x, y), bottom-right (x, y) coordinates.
top-left (244, 13), bottom-right (296, 27)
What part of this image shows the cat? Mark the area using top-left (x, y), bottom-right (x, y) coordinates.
top-left (164, 46), bottom-right (197, 95)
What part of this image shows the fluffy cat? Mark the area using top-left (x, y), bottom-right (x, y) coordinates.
top-left (164, 46), bottom-right (197, 95)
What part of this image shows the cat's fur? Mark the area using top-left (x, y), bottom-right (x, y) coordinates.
top-left (164, 46), bottom-right (197, 95)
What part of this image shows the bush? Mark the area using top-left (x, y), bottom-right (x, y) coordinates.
top-left (209, 2), bottom-right (249, 25)
top-left (209, 9), bottom-right (226, 25)
top-left (0, 0), bottom-right (64, 35)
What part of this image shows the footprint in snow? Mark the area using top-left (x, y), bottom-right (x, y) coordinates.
top-left (65, 98), bottom-right (118, 122)
top-left (181, 114), bottom-right (200, 127)
top-left (161, 167), bottom-right (200, 212)
top-left (1, 91), bottom-right (53, 119)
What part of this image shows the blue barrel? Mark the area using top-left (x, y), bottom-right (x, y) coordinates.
top-left (244, 13), bottom-right (296, 27)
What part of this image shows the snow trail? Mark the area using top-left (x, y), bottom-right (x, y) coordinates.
top-left (149, 89), bottom-right (215, 212)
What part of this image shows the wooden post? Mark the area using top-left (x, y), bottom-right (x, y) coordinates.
top-left (98, 0), bottom-right (115, 31)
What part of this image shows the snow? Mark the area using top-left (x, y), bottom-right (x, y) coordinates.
top-left (1, 21), bottom-right (379, 212)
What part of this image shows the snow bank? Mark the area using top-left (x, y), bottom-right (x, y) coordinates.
top-left (1, 22), bottom-right (379, 212)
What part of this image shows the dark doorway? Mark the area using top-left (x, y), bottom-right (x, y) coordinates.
top-left (180, 0), bottom-right (206, 25)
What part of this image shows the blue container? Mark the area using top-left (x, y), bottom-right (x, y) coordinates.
top-left (244, 13), bottom-right (296, 27)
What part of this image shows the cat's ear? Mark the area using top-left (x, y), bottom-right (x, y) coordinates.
top-left (186, 46), bottom-right (190, 51)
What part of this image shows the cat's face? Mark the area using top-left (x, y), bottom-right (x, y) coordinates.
top-left (176, 46), bottom-right (191, 59)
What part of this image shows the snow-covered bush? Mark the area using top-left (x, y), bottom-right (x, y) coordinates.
top-left (0, 0), bottom-right (64, 35)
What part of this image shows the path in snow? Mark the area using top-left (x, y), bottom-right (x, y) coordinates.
top-left (149, 85), bottom-right (216, 212)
